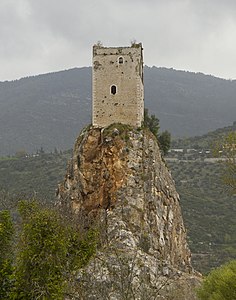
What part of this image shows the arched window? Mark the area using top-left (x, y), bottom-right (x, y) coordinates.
top-left (111, 85), bottom-right (117, 95)
top-left (118, 56), bottom-right (124, 64)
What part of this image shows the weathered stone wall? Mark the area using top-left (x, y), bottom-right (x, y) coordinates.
top-left (57, 126), bottom-right (201, 299)
top-left (92, 44), bottom-right (144, 127)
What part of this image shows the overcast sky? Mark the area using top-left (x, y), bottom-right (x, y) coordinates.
top-left (1, 0), bottom-right (236, 81)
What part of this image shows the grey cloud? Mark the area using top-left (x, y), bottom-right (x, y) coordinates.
top-left (0, 0), bottom-right (236, 80)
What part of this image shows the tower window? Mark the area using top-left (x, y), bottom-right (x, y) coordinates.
top-left (118, 56), bottom-right (124, 64)
top-left (111, 85), bottom-right (117, 95)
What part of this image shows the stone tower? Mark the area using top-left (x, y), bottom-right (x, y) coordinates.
top-left (92, 43), bottom-right (144, 127)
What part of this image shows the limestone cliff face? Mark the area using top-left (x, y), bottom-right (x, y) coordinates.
top-left (57, 125), bottom-right (200, 299)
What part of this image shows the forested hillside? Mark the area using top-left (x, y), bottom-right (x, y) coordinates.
top-left (172, 121), bottom-right (236, 149)
top-left (0, 68), bottom-right (91, 155)
top-left (145, 67), bottom-right (236, 137)
top-left (0, 67), bottom-right (236, 155)
top-left (168, 160), bottom-right (236, 273)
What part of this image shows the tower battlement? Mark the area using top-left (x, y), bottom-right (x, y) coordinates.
top-left (92, 43), bottom-right (144, 127)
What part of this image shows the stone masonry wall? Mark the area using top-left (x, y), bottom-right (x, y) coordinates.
top-left (92, 44), bottom-right (144, 127)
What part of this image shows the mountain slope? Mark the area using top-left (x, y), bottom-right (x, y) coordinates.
top-left (171, 122), bottom-right (236, 149)
top-left (145, 67), bottom-right (236, 137)
top-left (0, 68), bottom-right (91, 155)
top-left (0, 66), bottom-right (235, 155)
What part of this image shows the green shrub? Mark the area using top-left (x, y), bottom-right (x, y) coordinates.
top-left (197, 260), bottom-right (236, 300)
top-left (143, 108), bottom-right (171, 155)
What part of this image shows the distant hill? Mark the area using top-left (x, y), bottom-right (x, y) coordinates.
top-left (0, 68), bottom-right (91, 155)
top-left (172, 121), bottom-right (236, 149)
top-left (145, 67), bottom-right (236, 138)
top-left (0, 66), bottom-right (236, 155)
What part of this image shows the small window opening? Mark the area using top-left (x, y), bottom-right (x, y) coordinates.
top-left (118, 56), bottom-right (124, 64)
top-left (111, 85), bottom-right (117, 95)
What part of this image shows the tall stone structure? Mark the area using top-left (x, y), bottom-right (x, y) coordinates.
top-left (56, 43), bottom-right (201, 299)
top-left (92, 43), bottom-right (144, 127)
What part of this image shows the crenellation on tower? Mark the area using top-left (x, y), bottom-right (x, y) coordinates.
top-left (92, 43), bottom-right (144, 127)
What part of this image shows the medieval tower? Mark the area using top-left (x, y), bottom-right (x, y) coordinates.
top-left (92, 43), bottom-right (144, 127)
top-left (57, 42), bottom-right (200, 300)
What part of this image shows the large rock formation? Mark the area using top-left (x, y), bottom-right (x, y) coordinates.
top-left (57, 125), bottom-right (200, 299)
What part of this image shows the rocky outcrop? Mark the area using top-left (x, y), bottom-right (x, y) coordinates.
top-left (57, 125), bottom-right (201, 299)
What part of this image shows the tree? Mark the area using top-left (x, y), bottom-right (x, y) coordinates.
top-left (214, 131), bottom-right (236, 193)
top-left (12, 201), bottom-right (69, 299)
top-left (12, 200), bottom-right (97, 300)
top-left (197, 260), bottom-right (236, 300)
top-left (143, 108), bottom-right (160, 137)
top-left (0, 210), bottom-right (14, 299)
top-left (159, 130), bottom-right (171, 156)
top-left (222, 131), bottom-right (236, 193)
top-left (144, 108), bottom-right (171, 155)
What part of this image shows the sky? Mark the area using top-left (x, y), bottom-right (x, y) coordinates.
top-left (1, 0), bottom-right (236, 81)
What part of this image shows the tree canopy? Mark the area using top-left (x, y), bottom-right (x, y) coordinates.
top-left (0, 200), bottom-right (97, 299)
top-left (144, 108), bottom-right (171, 155)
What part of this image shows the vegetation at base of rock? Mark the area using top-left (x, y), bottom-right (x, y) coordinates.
top-left (0, 200), bottom-right (198, 299)
top-left (197, 260), bottom-right (236, 300)
top-left (143, 108), bottom-right (171, 155)
top-left (13, 202), bottom-right (68, 299)
top-left (0, 200), bottom-right (97, 299)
